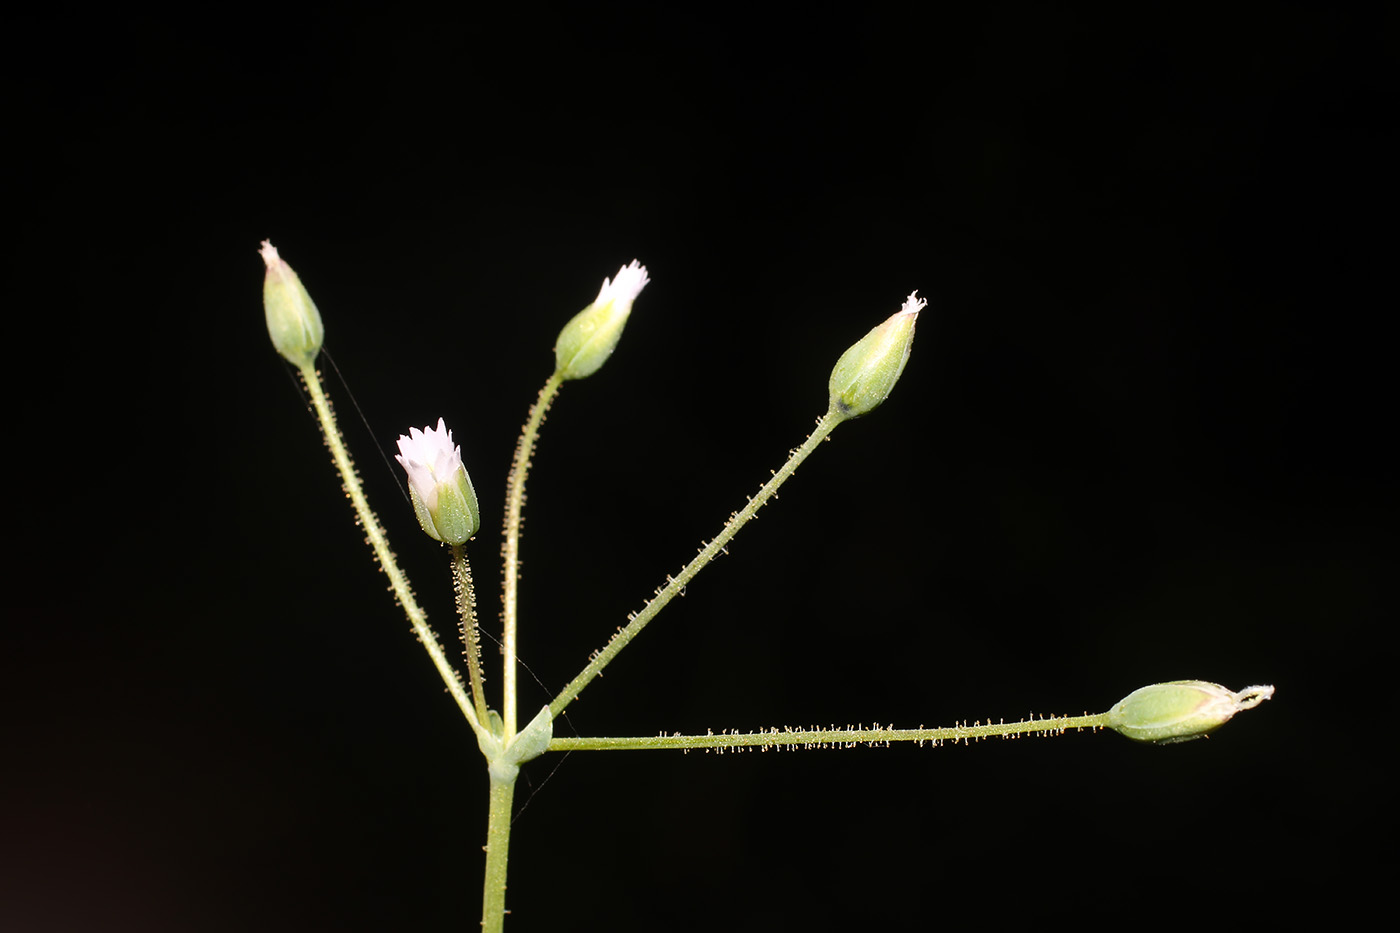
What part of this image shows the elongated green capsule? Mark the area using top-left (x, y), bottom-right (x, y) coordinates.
top-left (259, 241), bottom-right (324, 367)
top-left (1106, 681), bottom-right (1274, 744)
top-left (828, 292), bottom-right (924, 418)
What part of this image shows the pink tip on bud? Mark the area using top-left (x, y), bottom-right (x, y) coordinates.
top-left (260, 240), bottom-right (324, 367)
top-left (827, 290), bottom-right (925, 418)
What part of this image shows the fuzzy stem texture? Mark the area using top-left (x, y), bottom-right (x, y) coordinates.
top-left (548, 714), bottom-right (1110, 752)
top-left (502, 372), bottom-right (564, 740)
top-left (550, 407), bottom-right (845, 718)
top-left (452, 544), bottom-right (491, 727)
top-left (299, 364), bottom-right (482, 735)
top-left (481, 773), bottom-right (516, 933)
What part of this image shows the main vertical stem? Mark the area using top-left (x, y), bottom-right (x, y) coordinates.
top-left (481, 772), bottom-right (517, 933)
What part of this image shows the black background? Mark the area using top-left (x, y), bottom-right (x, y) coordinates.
top-left (5, 4), bottom-right (1390, 930)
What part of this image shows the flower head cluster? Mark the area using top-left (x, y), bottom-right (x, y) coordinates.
top-left (395, 418), bottom-right (481, 544)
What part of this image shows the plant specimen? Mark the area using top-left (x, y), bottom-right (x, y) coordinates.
top-left (260, 242), bottom-right (1273, 931)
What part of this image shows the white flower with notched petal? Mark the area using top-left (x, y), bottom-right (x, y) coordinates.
top-left (394, 418), bottom-right (481, 544)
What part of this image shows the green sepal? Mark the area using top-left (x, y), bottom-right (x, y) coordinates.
top-left (477, 708), bottom-right (505, 760)
top-left (1107, 681), bottom-right (1253, 744)
top-left (554, 299), bottom-right (628, 380)
top-left (827, 305), bottom-right (919, 418)
top-left (434, 470), bottom-right (481, 544)
top-left (407, 484), bottom-right (441, 542)
top-left (407, 471), bottom-right (481, 544)
top-left (261, 249), bottom-right (324, 367)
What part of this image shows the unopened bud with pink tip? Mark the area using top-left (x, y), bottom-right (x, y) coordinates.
top-left (395, 418), bottom-right (481, 545)
top-left (828, 291), bottom-right (925, 419)
top-left (259, 241), bottom-right (324, 368)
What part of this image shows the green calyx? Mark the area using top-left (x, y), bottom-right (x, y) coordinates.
top-left (260, 241), bottom-right (324, 367)
top-left (1106, 681), bottom-right (1275, 744)
top-left (554, 298), bottom-right (629, 380)
top-left (409, 470), bottom-right (481, 545)
top-left (828, 294), bottom-right (923, 418)
top-left (553, 261), bottom-right (649, 380)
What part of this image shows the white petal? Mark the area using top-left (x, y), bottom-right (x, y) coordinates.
top-left (396, 418), bottom-right (465, 511)
top-left (394, 454), bottom-right (438, 509)
top-left (595, 260), bottom-right (650, 305)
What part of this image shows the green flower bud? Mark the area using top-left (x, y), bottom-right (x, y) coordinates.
top-left (554, 260), bottom-right (649, 380)
top-left (1107, 681), bottom-right (1274, 744)
top-left (828, 292), bottom-right (925, 418)
top-left (259, 241), bottom-right (324, 367)
top-left (394, 418), bottom-right (482, 544)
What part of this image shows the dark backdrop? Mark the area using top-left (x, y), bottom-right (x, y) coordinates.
top-left (6, 5), bottom-right (1388, 930)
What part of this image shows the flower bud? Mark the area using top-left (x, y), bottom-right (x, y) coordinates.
top-left (828, 292), bottom-right (925, 418)
top-left (394, 418), bottom-right (481, 544)
top-left (259, 241), bottom-right (324, 367)
top-left (1106, 681), bottom-right (1274, 744)
top-left (554, 260), bottom-right (650, 380)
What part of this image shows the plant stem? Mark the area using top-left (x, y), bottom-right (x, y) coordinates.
top-left (298, 364), bottom-right (482, 735)
top-left (502, 372), bottom-right (564, 741)
top-left (481, 772), bottom-right (517, 933)
top-left (451, 544), bottom-right (491, 727)
top-left (549, 407), bottom-right (845, 719)
top-left (548, 714), bottom-right (1111, 752)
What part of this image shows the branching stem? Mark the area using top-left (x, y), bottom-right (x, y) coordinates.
top-left (451, 544), bottom-right (491, 727)
top-left (548, 713), bottom-right (1110, 752)
top-left (502, 372), bottom-right (564, 741)
top-left (549, 406), bottom-right (846, 718)
top-left (298, 364), bottom-right (482, 735)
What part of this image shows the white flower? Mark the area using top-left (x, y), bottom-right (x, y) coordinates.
top-left (395, 418), bottom-right (459, 509)
top-left (594, 259), bottom-right (650, 308)
top-left (395, 418), bottom-right (481, 544)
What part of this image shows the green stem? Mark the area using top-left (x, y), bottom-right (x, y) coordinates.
top-left (549, 407), bottom-right (845, 719)
top-left (481, 772), bottom-right (517, 933)
top-left (451, 544), bottom-right (491, 727)
top-left (297, 364), bottom-right (482, 736)
top-left (502, 372), bottom-right (565, 741)
top-left (548, 713), bottom-right (1111, 752)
